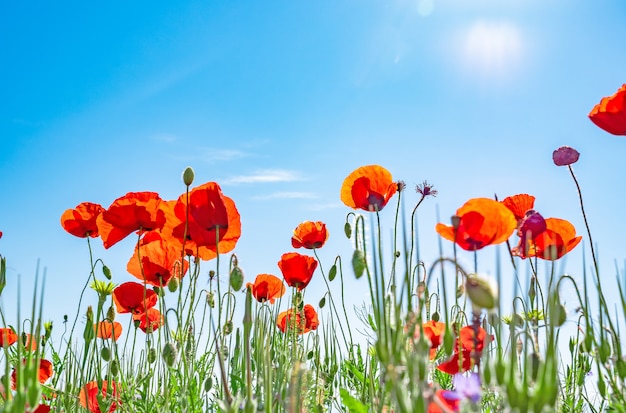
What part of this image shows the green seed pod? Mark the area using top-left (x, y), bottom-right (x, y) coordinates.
top-left (483, 361), bottom-right (492, 385)
top-left (148, 347), bottom-right (157, 364)
top-left (351, 249), bottom-right (366, 279)
top-left (183, 166), bottom-right (195, 186)
top-left (163, 342), bottom-right (178, 367)
top-left (495, 361), bottom-right (506, 385)
top-left (168, 277), bottom-right (179, 293)
top-left (328, 264), bottom-right (337, 282)
top-left (100, 347), bottom-right (111, 361)
top-left (616, 358), bottom-right (626, 379)
top-left (344, 222), bottom-right (352, 239)
top-left (230, 266), bottom-right (244, 291)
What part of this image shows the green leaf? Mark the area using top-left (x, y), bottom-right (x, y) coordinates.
top-left (340, 388), bottom-right (368, 413)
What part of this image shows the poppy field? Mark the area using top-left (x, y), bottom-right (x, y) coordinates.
top-left (1, 84), bottom-right (626, 413)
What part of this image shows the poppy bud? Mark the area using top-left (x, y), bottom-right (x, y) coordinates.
top-left (110, 359), bottom-right (120, 376)
top-left (163, 342), bottom-right (178, 367)
top-left (106, 306), bottom-right (116, 322)
top-left (223, 321), bottom-right (233, 335)
top-left (352, 249), bottom-right (366, 279)
top-left (465, 273), bottom-right (498, 310)
top-left (101, 346), bottom-right (111, 361)
top-left (344, 222), bottom-right (352, 239)
top-left (168, 277), bottom-right (179, 293)
top-left (0, 256), bottom-right (6, 296)
top-left (204, 377), bottom-right (213, 392)
top-left (230, 266), bottom-right (244, 291)
top-left (328, 264), bottom-right (337, 282)
top-left (319, 296), bottom-right (326, 308)
top-left (147, 347), bottom-right (157, 364)
top-left (206, 291), bottom-right (215, 308)
top-left (431, 312), bottom-right (440, 322)
top-left (102, 265), bottom-right (112, 280)
top-left (182, 166), bottom-right (195, 186)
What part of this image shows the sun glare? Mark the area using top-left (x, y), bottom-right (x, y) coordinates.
top-left (458, 20), bottom-right (524, 85)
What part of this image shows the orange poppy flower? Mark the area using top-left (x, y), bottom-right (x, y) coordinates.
top-left (127, 232), bottom-right (189, 287)
top-left (518, 217), bottom-right (582, 260)
top-left (132, 308), bottom-right (164, 333)
top-left (97, 191), bottom-right (166, 249)
top-left (340, 165), bottom-right (398, 212)
top-left (436, 198), bottom-right (517, 251)
top-left (588, 84), bottom-right (626, 135)
top-left (277, 252), bottom-right (318, 290)
top-left (112, 282), bottom-right (157, 315)
top-left (0, 328), bottom-right (17, 347)
top-left (159, 182), bottom-right (241, 260)
top-left (277, 304), bottom-right (319, 334)
top-left (60, 202), bottom-right (104, 238)
top-left (79, 380), bottom-right (119, 413)
top-left (291, 221), bottom-right (329, 249)
top-left (246, 274), bottom-right (286, 304)
top-left (423, 320), bottom-right (446, 359)
top-left (95, 321), bottom-right (123, 341)
top-left (11, 358), bottom-right (54, 390)
top-left (501, 194), bottom-right (535, 224)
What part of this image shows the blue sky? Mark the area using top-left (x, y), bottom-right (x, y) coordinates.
top-left (1, 1), bottom-right (626, 343)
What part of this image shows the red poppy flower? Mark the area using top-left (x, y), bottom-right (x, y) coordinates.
top-left (60, 202), bottom-right (104, 238)
top-left (291, 221), bottom-right (329, 249)
top-left (112, 282), bottom-right (157, 315)
top-left (127, 232), bottom-right (189, 287)
top-left (11, 358), bottom-right (54, 390)
top-left (519, 217), bottom-right (582, 260)
top-left (79, 380), bottom-right (119, 413)
top-left (277, 252), bottom-right (318, 290)
top-left (427, 389), bottom-right (461, 413)
top-left (589, 84), bottom-right (626, 135)
top-left (277, 304), bottom-right (319, 334)
top-left (95, 321), bottom-right (123, 341)
top-left (32, 405), bottom-right (51, 413)
top-left (437, 325), bottom-right (491, 375)
top-left (132, 308), bottom-right (164, 333)
top-left (159, 182), bottom-right (241, 261)
top-left (423, 320), bottom-right (446, 359)
top-left (246, 274), bottom-right (286, 304)
top-left (0, 328), bottom-right (17, 347)
top-left (436, 198), bottom-right (517, 251)
top-left (97, 191), bottom-right (166, 249)
top-left (340, 165), bottom-right (398, 212)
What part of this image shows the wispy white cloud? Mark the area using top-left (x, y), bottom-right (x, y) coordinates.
top-left (251, 192), bottom-right (317, 201)
top-left (223, 169), bottom-right (302, 185)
